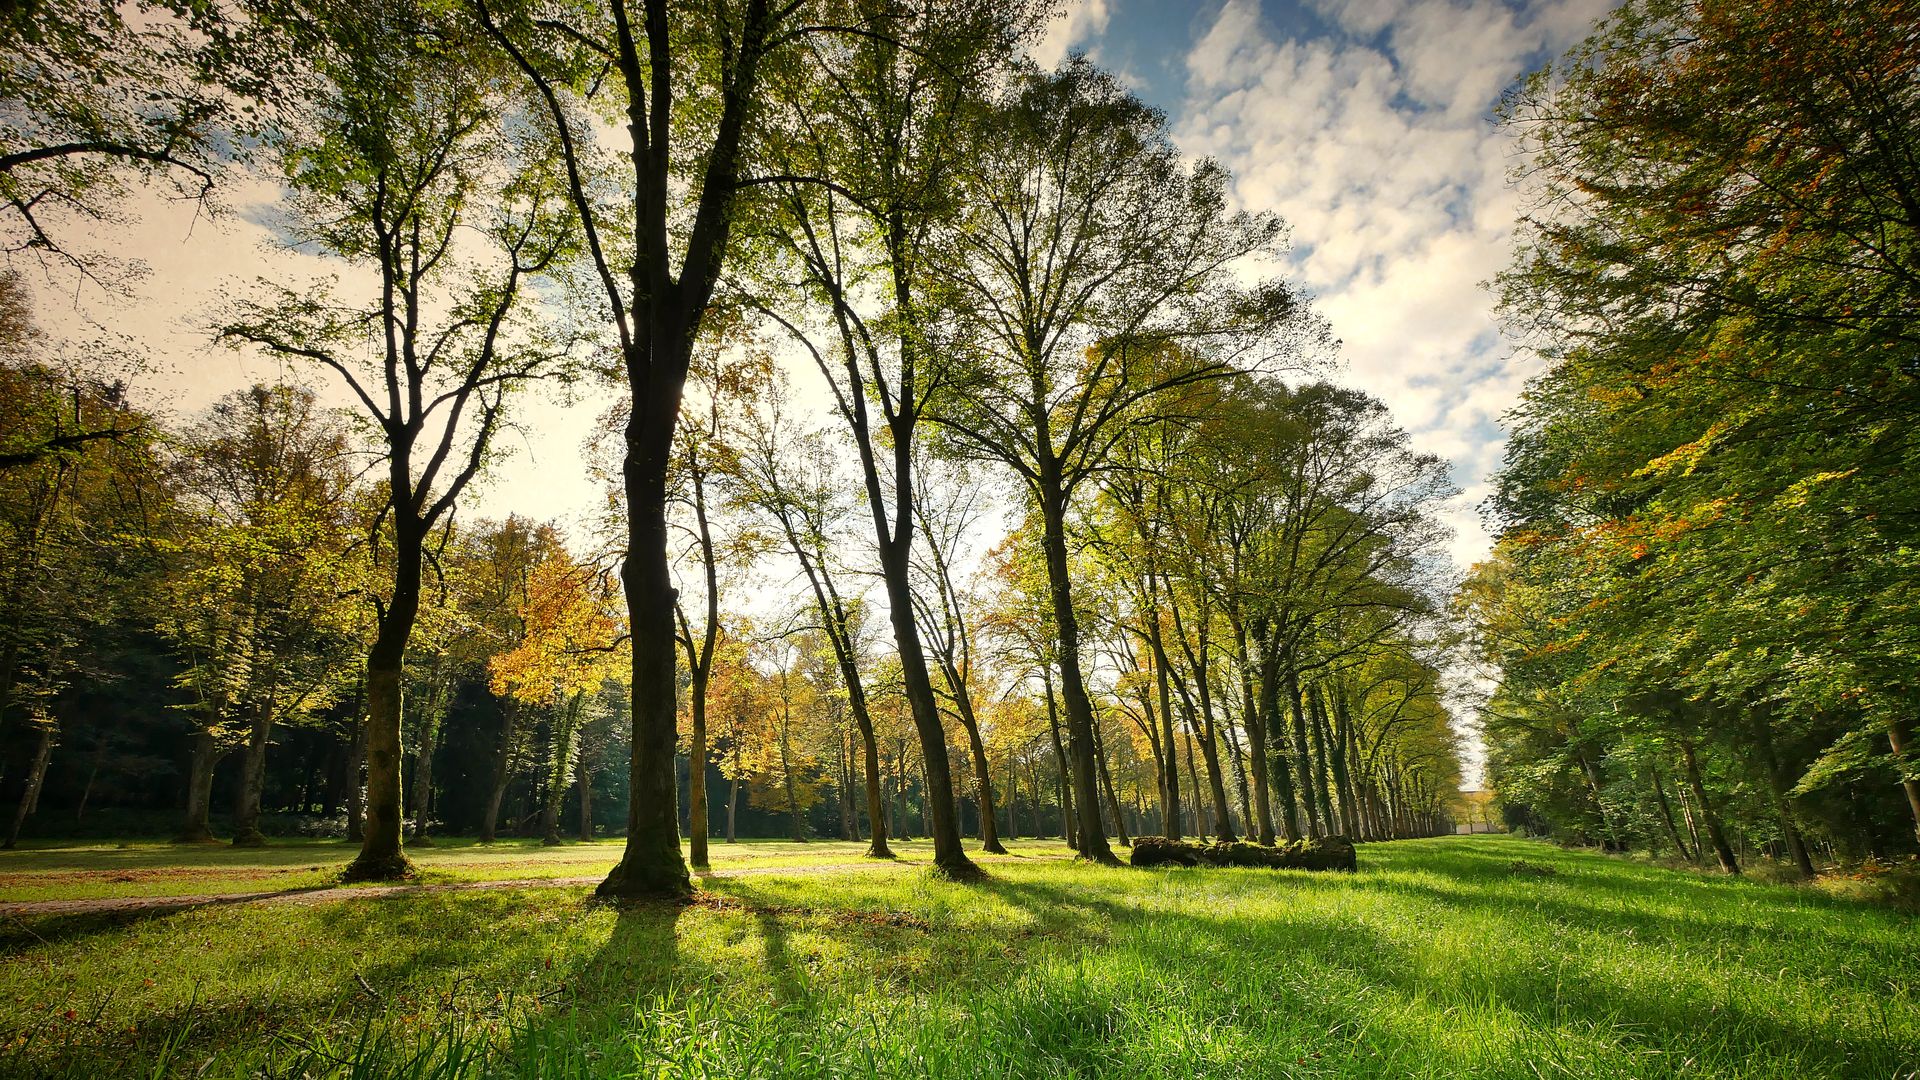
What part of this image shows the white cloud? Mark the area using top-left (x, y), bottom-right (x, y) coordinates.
top-left (1032, 0), bottom-right (1112, 69)
top-left (1177, 0), bottom-right (1611, 575)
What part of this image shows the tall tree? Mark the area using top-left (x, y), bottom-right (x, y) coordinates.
top-left (477, 0), bottom-right (824, 898)
top-left (911, 453), bottom-right (1006, 853)
top-left (745, 0), bottom-right (1048, 878)
top-left (932, 63), bottom-right (1301, 860)
top-left (223, 3), bottom-right (575, 878)
top-left (733, 377), bottom-right (893, 857)
top-left (160, 385), bottom-right (361, 847)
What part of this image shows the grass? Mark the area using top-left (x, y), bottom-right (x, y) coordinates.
top-left (0, 837), bottom-right (1074, 902)
top-left (0, 835), bottom-right (1914, 1078)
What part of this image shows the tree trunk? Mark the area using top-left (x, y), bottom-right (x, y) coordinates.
top-left (1042, 670), bottom-right (1075, 846)
top-left (1195, 685), bottom-right (1235, 841)
top-left (578, 758), bottom-right (594, 842)
top-left (598, 442), bottom-right (692, 897)
top-left (1886, 714), bottom-right (1920, 846)
top-left (1222, 711), bottom-right (1253, 839)
top-left (3, 722), bottom-right (53, 849)
top-left (953, 683), bottom-right (1006, 853)
top-left (1037, 482), bottom-right (1117, 863)
top-left (874, 539), bottom-right (971, 875)
top-left (1575, 749), bottom-right (1617, 849)
top-left (854, 702), bottom-right (890, 857)
top-left (778, 693), bottom-right (806, 843)
top-left (1257, 633), bottom-right (1300, 841)
top-left (1680, 740), bottom-right (1740, 874)
top-left (1752, 719), bottom-right (1815, 878)
top-left (75, 763), bottom-right (96, 823)
top-left (1148, 617), bottom-right (1181, 840)
top-left (726, 767), bottom-right (739, 843)
top-left (1094, 719), bottom-right (1129, 846)
top-left (408, 719), bottom-right (436, 846)
top-left (688, 669), bottom-right (710, 868)
top-left (839, 727), bottom-right (856, 841)
top-left (1183, 726), bottom-right (1207, 841)
top-left (1326, 690), bottom-right (1358, 837)
top-left (346, 717), bottom-right (366, 843)
top-left (1308, 685), bottom-right (1336, 834)
top-left (178, 728), bottom-right (222, 843)
top-left (1283, 662), bottom-right (1320, 837)
top-left (480, 698), bottom-right (522, 843)
top-left (1649, 765), bottom-right (1694, 861)
top-left (345, 511), bottom-right (423, 881)
top-left (541, 694), bottom-right (586, 847)
top-left (1675, 777), bottom-right (1704, 860)
top-left (1236, 621), bottom-right (1275, 844)
top-left (230, 704), bottom-right (274, 847)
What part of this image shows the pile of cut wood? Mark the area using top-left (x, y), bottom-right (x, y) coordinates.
top-left (1128, 835), bottom-right (1357, 872)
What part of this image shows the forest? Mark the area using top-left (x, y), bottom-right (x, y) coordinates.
top-left (1464, 0), bottom-right (1920, 875)
top-left (1, 0), bottom-right (1916, 1078)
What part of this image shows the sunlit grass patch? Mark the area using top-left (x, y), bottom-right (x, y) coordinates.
top-left (0, 836), bottom-right (1076, 903)
top-left (0, 836), bottom-right (1913, 1078)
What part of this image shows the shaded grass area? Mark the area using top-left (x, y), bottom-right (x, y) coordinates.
top-left (0, 836), bottom-right (1914, 1078)
top-left (0, 837), bottom-right (1073, 903)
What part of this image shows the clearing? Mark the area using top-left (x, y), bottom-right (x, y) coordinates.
top-left (0, 835), bottom-right (1913, 1079)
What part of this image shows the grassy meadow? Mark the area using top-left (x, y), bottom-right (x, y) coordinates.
top-left (1, 834), bottom-right (1915, 1079)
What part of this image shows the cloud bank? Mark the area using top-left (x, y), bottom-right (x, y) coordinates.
top-left (1174, 0), bottom-right (1613, 573)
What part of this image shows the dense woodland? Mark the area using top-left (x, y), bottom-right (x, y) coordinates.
top-left (0, 0), bottom-right (1466, 888)
top-left (1466, 0), bottom-right (1920, 872)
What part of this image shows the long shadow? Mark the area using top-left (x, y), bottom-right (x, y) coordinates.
top-left (970, 858), bottom-right (1915, 1078)
top-left (0, 887), bottom-right (338, 951)
top-left (1366, 838), bottom-right (1919, 955)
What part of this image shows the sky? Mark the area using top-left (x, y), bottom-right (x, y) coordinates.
top-left (38, 0), bottom-right (1613, 578)
top-left (1038, 0), bottom-right (1615, 573)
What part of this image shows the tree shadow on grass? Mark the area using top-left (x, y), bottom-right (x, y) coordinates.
top-left (980, 864), bottom-right (1916, 1079)
top-left (0, 888), bottom-right (339, 951)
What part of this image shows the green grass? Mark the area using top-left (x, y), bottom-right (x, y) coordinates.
top-left (0, 837), bottom-right (1075, 902)
top-left (1, 835), bottom-right (1914, 1078)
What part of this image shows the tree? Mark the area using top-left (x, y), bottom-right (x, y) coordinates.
top-left (489, 547), bottom-right (623, 845)
top-left (733, 373), bottom-right (894, 857)
top-left (668, 345), bottom-right (766, 868)
top-left (1481, 0), bottom-right (1920, 862)
top-left (458, 517), bottom-right (569, 843)
top-left (932, 63), bottom-right (1302, 859)
top-left (160, 384), bottom-right (361, 846)
top-left (222, 2), bottom-right (576, 878)
top-left (911, 453), bottom-right (1005, 852)
top-left (743, 0), bottom-right (1048, 878)
top-left (475, 0), bottom-right (835, 899)
top-left (0, 334), bottom-right (164, 848)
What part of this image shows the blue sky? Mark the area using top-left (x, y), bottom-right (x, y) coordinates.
top-left (1037, 0), bottom-right (1617, 571)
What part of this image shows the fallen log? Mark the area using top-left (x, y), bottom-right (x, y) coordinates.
top-left (1129, 835), bottom-right (1357, 872)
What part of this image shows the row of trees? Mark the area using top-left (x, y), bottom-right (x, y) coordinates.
top-left (1464, 0), bottom-right (1920, 873)
top-left (0, 348), bottom-right (1465, 861)
top-left (1, 0), bottom-right (1468, 893)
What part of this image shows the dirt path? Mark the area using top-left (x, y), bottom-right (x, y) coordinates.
top-left (0, 854), bottom-right (1066, 919)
